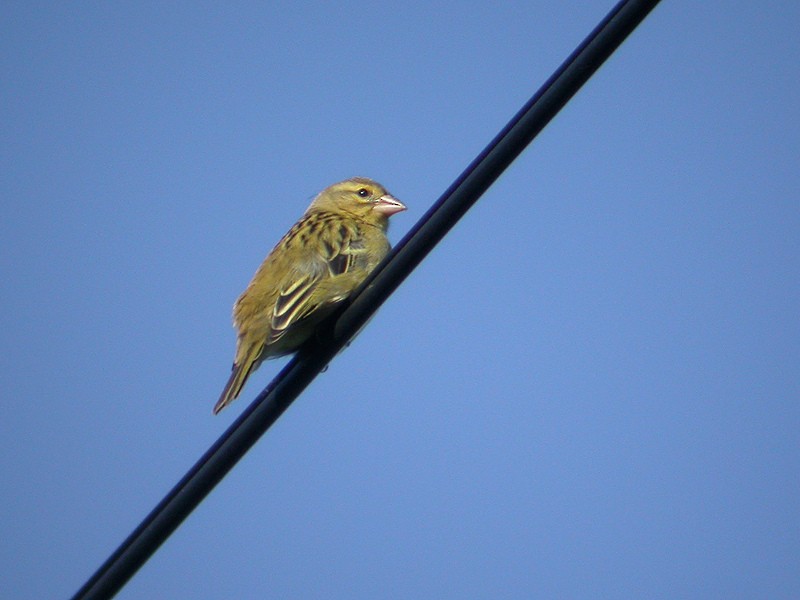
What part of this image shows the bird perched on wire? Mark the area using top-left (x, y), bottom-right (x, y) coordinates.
top-left (214, 177), bottom-right (406, 414)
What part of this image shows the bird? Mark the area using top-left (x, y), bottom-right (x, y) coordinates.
top-left (214, 177), bottom-right (406, 414)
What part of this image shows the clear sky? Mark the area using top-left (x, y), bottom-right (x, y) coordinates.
top-left (2, 2), bottom-right (799, 598)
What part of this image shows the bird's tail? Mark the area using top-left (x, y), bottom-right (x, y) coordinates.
top-left (214, 344), bottom-right (263, 414)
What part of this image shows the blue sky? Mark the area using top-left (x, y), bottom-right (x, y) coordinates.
top-left (2, 2), bottom-right (799, 598)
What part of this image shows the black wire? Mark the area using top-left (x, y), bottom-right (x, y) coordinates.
top-left (71, 1), bottom-right (661, 598)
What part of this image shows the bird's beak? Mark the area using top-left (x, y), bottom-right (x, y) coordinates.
top-left (372, 194), bottom-right (406, 216)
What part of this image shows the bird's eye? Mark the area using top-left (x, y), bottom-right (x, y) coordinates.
top-left (357, 188), bottom-right (370, 198)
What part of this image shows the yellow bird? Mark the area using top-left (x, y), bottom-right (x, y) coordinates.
top-left (215, 177), bottom-right (406, 414)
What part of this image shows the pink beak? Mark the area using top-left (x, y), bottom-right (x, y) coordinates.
top-left (372, 194), bottom-right (407, 216)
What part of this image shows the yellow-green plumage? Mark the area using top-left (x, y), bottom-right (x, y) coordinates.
top-left (214, 177), bottom-right (405, 414)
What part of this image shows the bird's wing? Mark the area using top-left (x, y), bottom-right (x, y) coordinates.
top-left (268, 218), bottom-right (358, 344)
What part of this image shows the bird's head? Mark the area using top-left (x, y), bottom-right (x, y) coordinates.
top-left (309, 177), bottom-right (406, 227)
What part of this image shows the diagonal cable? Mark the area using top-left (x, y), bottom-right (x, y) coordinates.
top-left (71, 1), bottom-right (661, 598)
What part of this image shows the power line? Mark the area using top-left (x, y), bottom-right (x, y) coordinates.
top-left (71, 1), bottom-right (662, 598)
